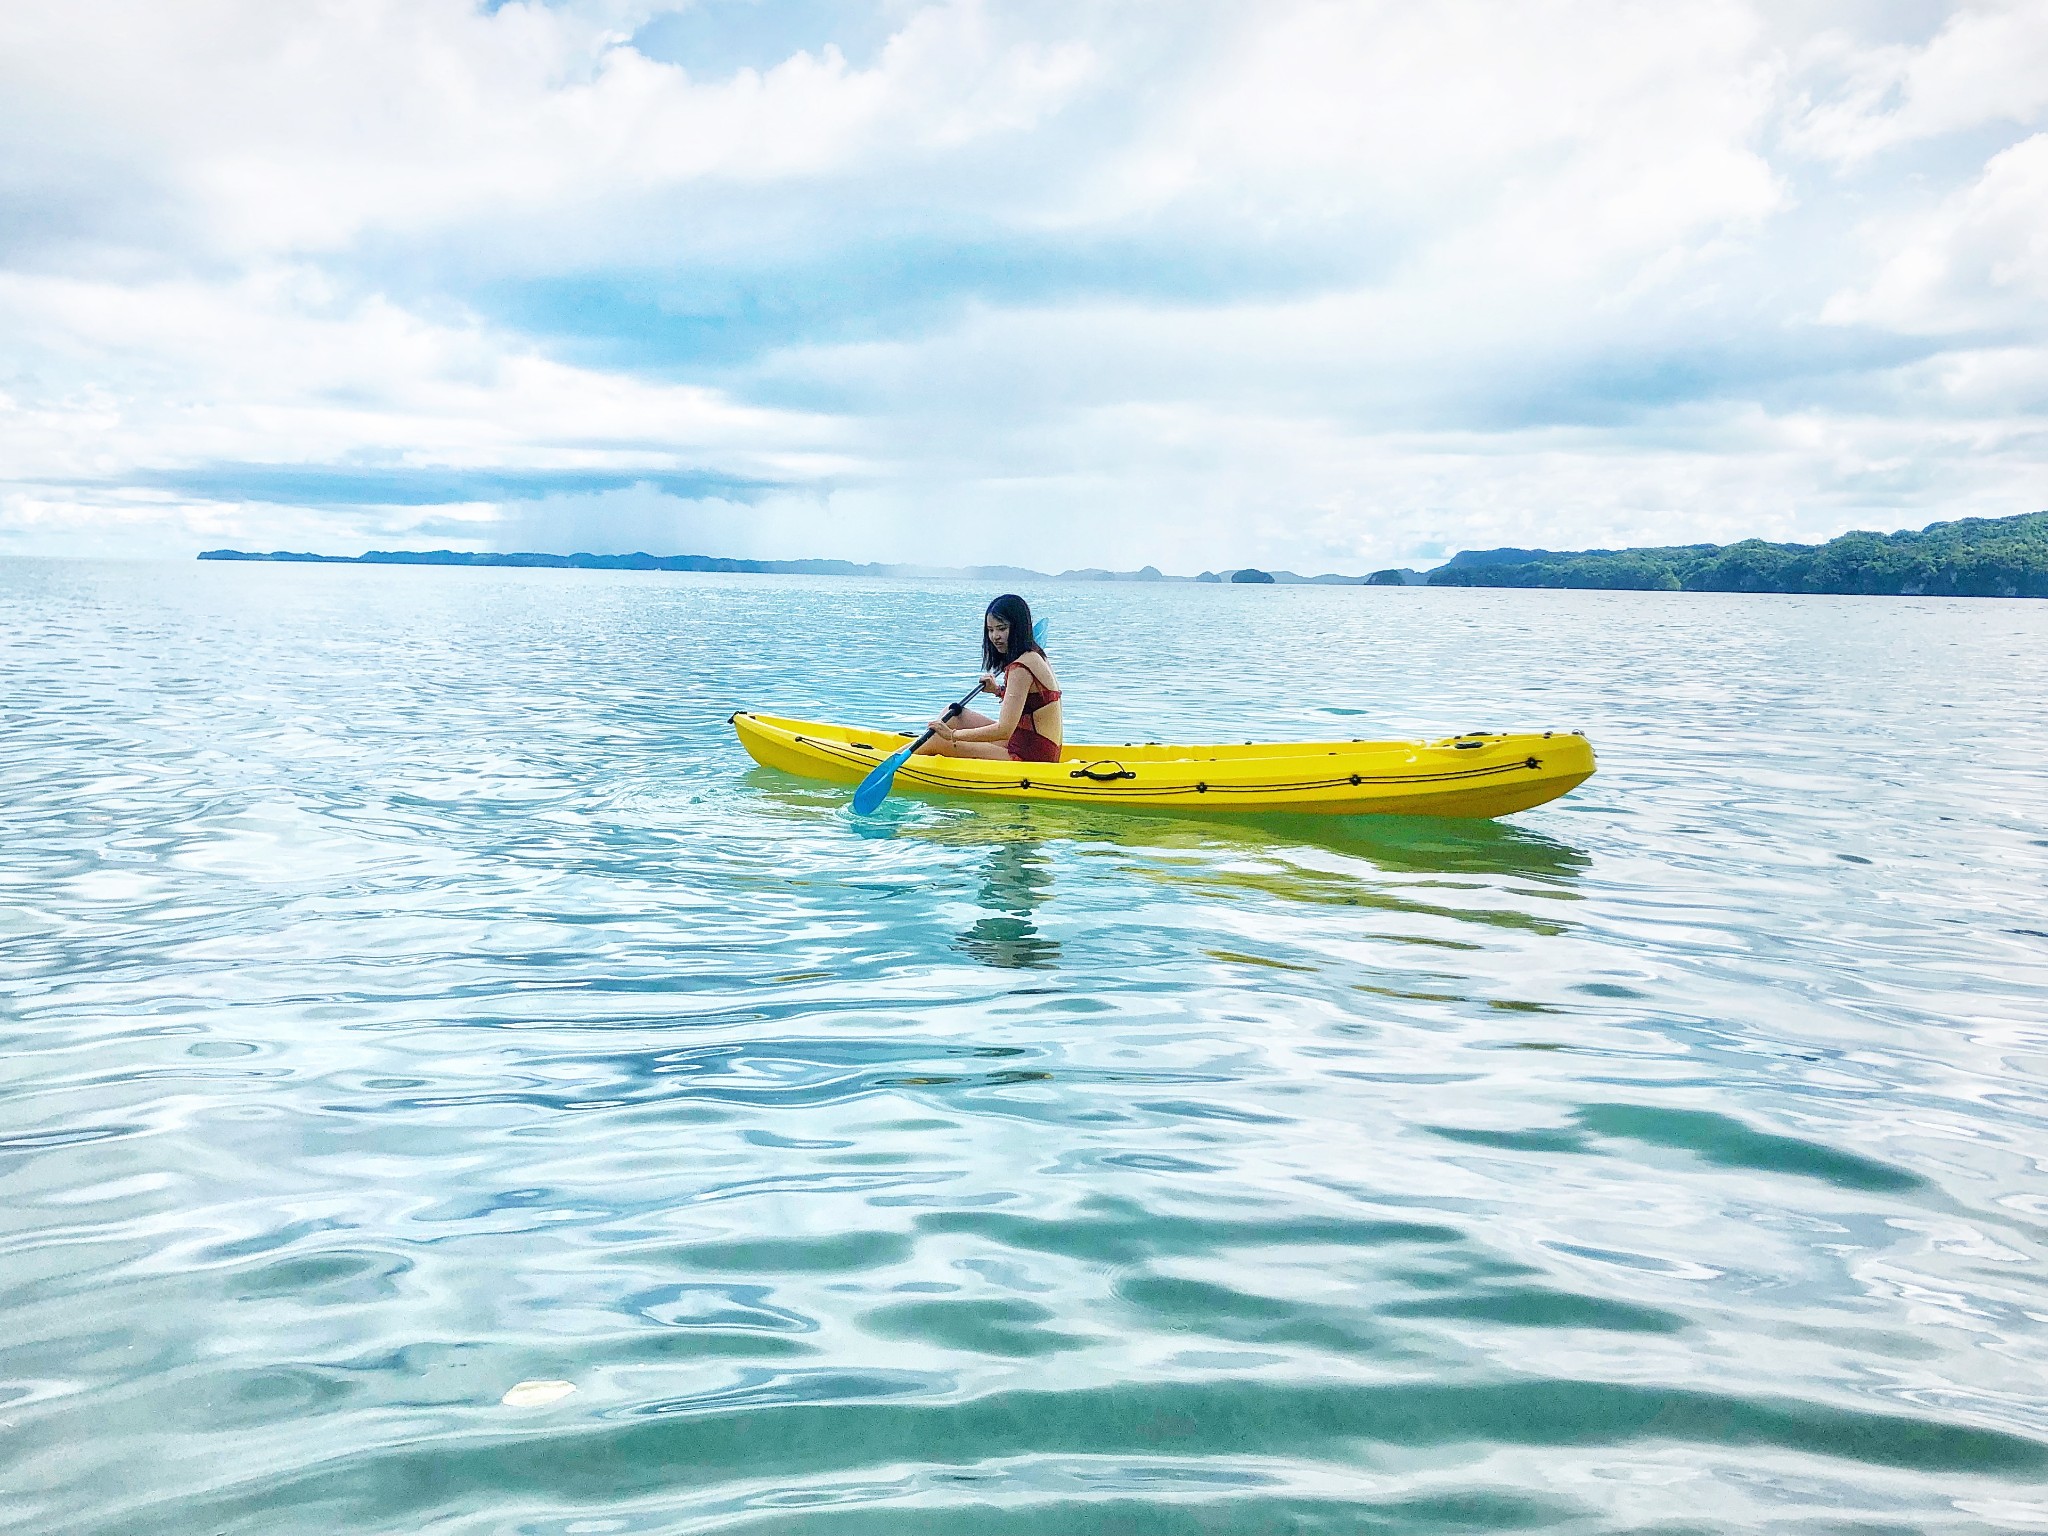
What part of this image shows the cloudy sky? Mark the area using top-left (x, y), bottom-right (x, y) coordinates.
top-left (3, 0), bottom-right (2044, 572)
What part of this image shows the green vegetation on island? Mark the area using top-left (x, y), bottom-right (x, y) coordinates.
top-left (199, 511), bottom-right (2048, 597)
top-left (1420, 511), bottom-right (2048, 598)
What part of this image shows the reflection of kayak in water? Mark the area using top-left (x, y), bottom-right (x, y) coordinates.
top-left (731, 712), bottom-right (1596, 819)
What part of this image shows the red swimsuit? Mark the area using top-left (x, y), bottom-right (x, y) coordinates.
top-left (995, 660), bottom-right (1063, 762)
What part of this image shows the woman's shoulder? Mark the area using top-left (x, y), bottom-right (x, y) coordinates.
top-left (1009, 653), bottom-right (1056, 683)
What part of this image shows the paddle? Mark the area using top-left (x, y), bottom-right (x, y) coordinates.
top-left (851, 619), bottom-right (1046, 816)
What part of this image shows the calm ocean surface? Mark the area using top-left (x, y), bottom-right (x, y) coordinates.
top-left (4, 558), bottom-right (2047, 1535)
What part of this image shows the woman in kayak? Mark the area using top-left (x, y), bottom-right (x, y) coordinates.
top-left (919, 594), bottom-right (1064, 763)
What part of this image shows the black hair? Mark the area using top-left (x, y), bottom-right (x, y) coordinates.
top-left (981, 593), bottom-right (1043, 672)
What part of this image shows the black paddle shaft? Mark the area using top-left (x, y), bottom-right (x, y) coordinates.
top-left (906, 681), bottom-right (986, 754)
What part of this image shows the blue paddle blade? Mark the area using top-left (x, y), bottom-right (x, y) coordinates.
top-left (851, 742), bottom-right (914, 816)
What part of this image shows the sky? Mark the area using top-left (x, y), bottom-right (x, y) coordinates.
top-left (2, 0), bottom-right (2045, 573)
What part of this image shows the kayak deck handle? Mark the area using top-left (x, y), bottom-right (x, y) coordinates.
top-left (1070, 761), bottom-right (1137, 782)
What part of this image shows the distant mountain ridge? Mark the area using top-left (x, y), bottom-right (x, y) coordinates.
top-left (197, 549), bottom-right (1372, 583)
top-left (198, 510), bottom-right (2048, 597)
top-left (198, 548), bottom-right (1068, 579)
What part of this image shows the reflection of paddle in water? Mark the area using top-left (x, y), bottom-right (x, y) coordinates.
top-left (954, 841), bottom-right (1059, 969)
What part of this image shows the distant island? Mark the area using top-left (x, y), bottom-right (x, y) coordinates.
top-left (197, 548), bottom-right (1360, 583)
top-left (199, 509), bottom-right (2048, 597)
top-left (1401, 510), bottom-right (2048, 598)
top-left (199, 548), bottom-right (1073, 581)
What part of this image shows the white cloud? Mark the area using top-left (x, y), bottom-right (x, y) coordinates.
top-left (0, 266), bottom-right (841, 477)
top-left (0, 0), bottom-right (1097, 260)
top-left (1823, 131), bottom-right (2048, 331)
top-left (1789, 0), bottom-right (2048, 163)
top-left (2, 1), bottom-right (2045, 566)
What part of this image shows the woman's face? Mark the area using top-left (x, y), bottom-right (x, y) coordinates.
top-left (986, 614), bottom-right (1010, 652)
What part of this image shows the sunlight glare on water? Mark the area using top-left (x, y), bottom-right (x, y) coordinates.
top-left (3, 559), bottom-right (2046, 1534)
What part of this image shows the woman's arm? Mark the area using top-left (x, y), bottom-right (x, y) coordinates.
top-left (940, 677), bottom-right (1027, 744)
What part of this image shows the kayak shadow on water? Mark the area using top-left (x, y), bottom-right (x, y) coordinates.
top-left (737, 770), bottom-right (1589, 961)
top-left (736, 772), bottom-right (1067, 969)
top-left (951, 840), bottom-right (1061, 970)
top-left (737, 768), bottom-right (1590, 886)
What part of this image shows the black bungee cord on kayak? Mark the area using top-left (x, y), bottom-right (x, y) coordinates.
top-left (789, 733), bottom-right (1548, 799)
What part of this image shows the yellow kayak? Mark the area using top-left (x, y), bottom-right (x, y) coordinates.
top-left (731, 712), bottom-right (1595, 819)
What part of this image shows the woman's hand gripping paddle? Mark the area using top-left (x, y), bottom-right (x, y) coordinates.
top-left (851, 619), bottom-right (1045, 817)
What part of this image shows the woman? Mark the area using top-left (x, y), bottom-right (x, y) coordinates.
top-left (918, 594), bottom-right (1064, 763)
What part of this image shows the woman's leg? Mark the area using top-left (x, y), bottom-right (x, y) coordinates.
top-left (927, 739), bottom-right (1013, 760)
top-left (914, 710), bottom-right (996, 756)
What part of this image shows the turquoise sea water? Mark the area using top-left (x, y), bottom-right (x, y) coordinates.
top-left (4, 558), bottom-right (2047, 1534)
